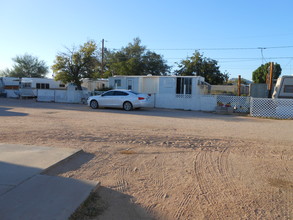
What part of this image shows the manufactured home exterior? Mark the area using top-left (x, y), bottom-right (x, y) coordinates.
top-left (0, 77), bottom-right (21, 98)
top-left (273, 76), bottom-right (293, 99)
top-left (81, 78), bottom-right (109, 91)
top-left (109, 75), bottom-right (209, 94)
top-left (19, 78), bottom-right (66, 98)
top-left (109, 75), bottom-right (210, 110)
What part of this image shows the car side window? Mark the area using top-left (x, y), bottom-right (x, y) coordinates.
top-left (102, 91), bottom-right (115, 96)
top-left (114, 91), bottom-right (129, 96)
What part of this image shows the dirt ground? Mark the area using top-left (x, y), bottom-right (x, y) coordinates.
top-left (0, 98), bottom-right (292, 220)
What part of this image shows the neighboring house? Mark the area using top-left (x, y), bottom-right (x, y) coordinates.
top-left (0, 77), bottom-right (20, 98)
top-left (0, 77), bottom-right (66, 98)
top-left (81, 78), bottom-right (109, 91)
top-left (211, 84), bottom-right (249, 96)
top-left (19, 78), bottom-right (66, 98)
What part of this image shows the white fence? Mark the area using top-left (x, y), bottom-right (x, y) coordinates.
top-left (37, 90), bottom-right (88, 103)
top-left (154, 94), bottom-right (250, 113)
top-left (251, 98), bottom-right (293, 119)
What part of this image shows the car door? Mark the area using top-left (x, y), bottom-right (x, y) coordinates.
top-left (113, 91), bottom-right (130, 107)
top-left (98, 91), bottom-right (115, 107)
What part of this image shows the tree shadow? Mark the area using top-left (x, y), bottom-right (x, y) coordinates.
top-left (95, 186), bottom-right (156, 220)
top-left (0, 107), bottom-right (28, 117)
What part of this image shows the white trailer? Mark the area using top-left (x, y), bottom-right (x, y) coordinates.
top-left (19, 78), bottom-right (66, 98)
top-left (272, 76), bottom-right (293, 99)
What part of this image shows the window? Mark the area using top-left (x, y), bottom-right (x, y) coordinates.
top-left (176, 78), bottom-right (192, 94)
top-left (22, 83), bottom-right (31, 88)
top-left (114, 79), bottom-right (121, 87)
top-left (284, 85), bottom-right (293, 93)
top-left (114, 91), bottom-right (129, 96)
top-left (36, 83), bottom-right (50, 89)
top-left (102, 91), bottom-right (115, 96)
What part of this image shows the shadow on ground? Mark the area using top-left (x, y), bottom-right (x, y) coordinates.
top-left (96, 186), bottom-right (155, 220)
top-left (0, 107), bottom-right (28, 117)
top-left (0, 98), bottom-right (253, 122)
top-left (43, 151), bottom-right (95, 176)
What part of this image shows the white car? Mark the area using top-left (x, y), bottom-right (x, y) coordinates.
top-left (87, 89), bottom-right (151, 111)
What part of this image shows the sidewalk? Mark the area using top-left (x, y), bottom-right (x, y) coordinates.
top-left (0, 144), bottom-right (99, 220)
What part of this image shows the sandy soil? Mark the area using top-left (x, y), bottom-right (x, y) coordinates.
top-left (0, 98), bottom-right (292, 220)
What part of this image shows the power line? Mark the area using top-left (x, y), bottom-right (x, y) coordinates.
top-left (109, 45), bottom-right (293, 51)
top-left (147, 46), bottom-right (293, 51)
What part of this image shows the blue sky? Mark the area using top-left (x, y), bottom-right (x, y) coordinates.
top-left (1, 0), bottom-right (293, 80)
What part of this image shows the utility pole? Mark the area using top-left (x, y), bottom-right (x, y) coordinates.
top-left (101, 39), bottom-right (104, 77)
top-left (267, 62), bottom-right (274, 98)
top-left (237, 75), bottom-right (241, 96)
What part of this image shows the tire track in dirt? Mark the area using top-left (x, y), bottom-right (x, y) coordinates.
top-left (192, 147), bottom-right (242, 219)
top-left (112, 167), bottom-right (130, 193)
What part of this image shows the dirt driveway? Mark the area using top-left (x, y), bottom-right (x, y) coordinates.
top-left (0, 98), bottom-right (292, 219)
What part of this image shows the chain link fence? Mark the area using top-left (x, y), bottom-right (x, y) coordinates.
top-left (216, 95), bottom-right (251, 113)
top-left (250, 98), bottom-right (293, 119)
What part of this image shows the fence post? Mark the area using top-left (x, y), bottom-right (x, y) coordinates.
top-left (250, 97), bottom-right (253, 116)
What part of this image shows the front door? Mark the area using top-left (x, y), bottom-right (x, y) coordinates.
top-left (127, 80), bottom-right (133, 90)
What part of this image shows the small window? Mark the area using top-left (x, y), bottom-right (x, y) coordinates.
top-left (59, 84), bottom-right (65, 87)
top-left (176, 78), bottom-right (192, 94)
top-left (284, 85), bottom-right (293, 93)
top-left (46, 84), bottom-right (49, 89)
top-left (114, 79), bottom-right (121, 87)
top-left (22, 83), bottom-right (31, 88)
top-left (36, 83), bottom-right (41, 89)
top-left (102, 91), bottom-right (115, 96)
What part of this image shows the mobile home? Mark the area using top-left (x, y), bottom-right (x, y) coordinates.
top-left (273, 75), bottom-right (293, 99)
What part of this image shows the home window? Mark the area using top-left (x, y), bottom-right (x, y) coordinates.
top-left (36, 83), bottom-right (50, 89)
top-left (176, 78), bottom-right (192, 94)
top-left (114, 79), bottom-right (121, 87)
top-left (284, 85), bottom-right (293, 93)
top-left (22, 83), bottom-right (31, 88)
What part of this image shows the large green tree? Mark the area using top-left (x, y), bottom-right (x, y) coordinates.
top-left (0, 54), bottom-right (48, 78)
top-left (52, 40), bottom-right (99, 90)
top-left (175, 51), bottom-right (229, 85)
top-left (105, 38), bottom-right (170, 76)
top-left (252, 62), bottom-right (282, 83)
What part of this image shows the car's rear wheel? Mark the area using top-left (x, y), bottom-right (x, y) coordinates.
top-left (90, 100), bottom-right (99, 109)
top-left (123, 101), bottom-right (133, 111)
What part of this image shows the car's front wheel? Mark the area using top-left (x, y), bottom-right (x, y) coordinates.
top-left (90, 100), bottom-right (99, 109)
top-left (123, 101), bottom-right (133, 111)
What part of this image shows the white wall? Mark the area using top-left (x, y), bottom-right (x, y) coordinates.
top-left (37, 90), bottom-right (87, 103)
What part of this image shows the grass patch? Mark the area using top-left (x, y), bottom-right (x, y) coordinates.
top-left (69, 191), bottom-right (107, 220)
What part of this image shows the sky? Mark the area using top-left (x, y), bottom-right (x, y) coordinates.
top-left (1, 0), bottom-right (293, 80)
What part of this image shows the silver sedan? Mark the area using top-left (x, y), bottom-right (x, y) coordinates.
top-left (87, 89), bottom-right (151, 111)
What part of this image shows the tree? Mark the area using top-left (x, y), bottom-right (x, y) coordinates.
top-left (252, 62), bottom-right (282, 83)
top-left (105, 38), bottom-right (170, 76)
top-left (1, 54), bottom-right (48, 78)
top-left (52, 40), bottom-right (99, 90)
top-left (175, 51), bottom-right (229, 85)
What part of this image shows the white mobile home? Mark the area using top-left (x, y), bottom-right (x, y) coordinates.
top-left (109, 75), bottom-right (209, 94)
top-left (19, 78), bottom-right (66, 97)
top-left (273, 75), bottom-right (293, 99)
top-left (109, 75), bottom-right (211, 110)
top-left (0, 77), bottom-right (21, 98)
top-left (81, 78), bottom-right (109, 91)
